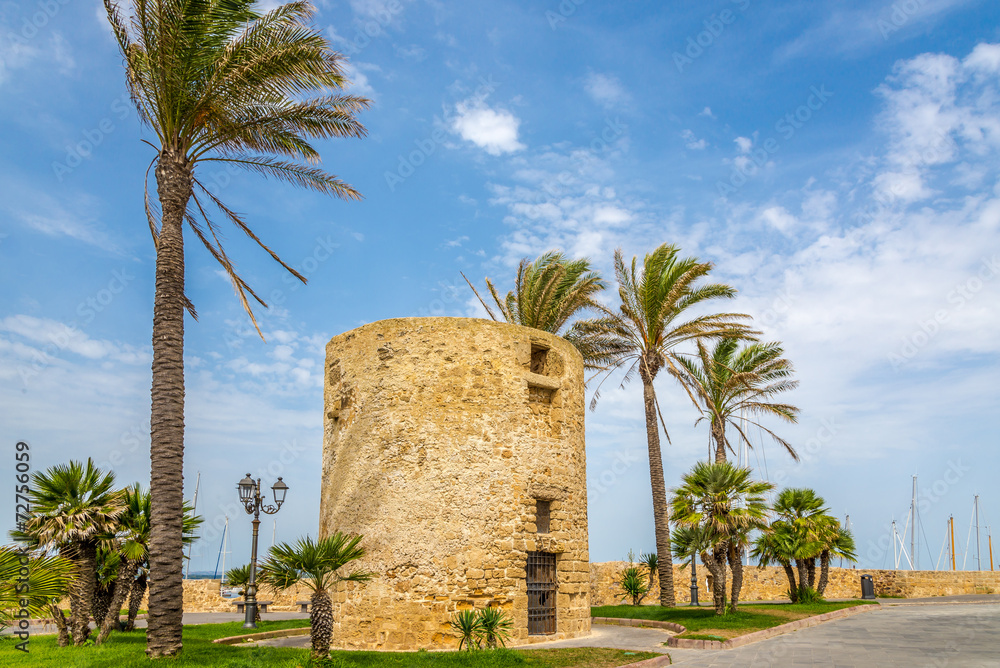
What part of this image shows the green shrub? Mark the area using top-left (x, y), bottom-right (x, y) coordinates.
top-left (450, 609), bottom-right (483, 650)
top-left (619, 566), bottom-right (650, 606)
top-left (478, 606), bottom-right (514, 648)
top-left (795, 586), bottom-right (824, 604)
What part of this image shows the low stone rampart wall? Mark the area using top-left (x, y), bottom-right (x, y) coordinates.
top-left (589, 561), bottom-right (1000, 605)
top-left (115, 566), bottom-right (996, 613)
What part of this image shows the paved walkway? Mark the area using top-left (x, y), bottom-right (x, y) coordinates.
top-left (258, 600), bottom-right (1000, 663)
top-left (664, 603), bottom-right (1000, 667)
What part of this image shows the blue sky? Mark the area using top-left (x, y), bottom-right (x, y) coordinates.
top-left (2, 0), bottom-right (999, 574)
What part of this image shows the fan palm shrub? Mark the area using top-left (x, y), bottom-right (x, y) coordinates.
top-left (225, 563), bottom-right (260, 623)
top-left (674, 338), bottom-right (799, 463)
top-left (772, 488), bottom-right (829, 598)
top-left (0, 546), bottom-right (73, 641)
top-left (751, 521), bottom-right (804, 603)
top-left (639, 551), bottom-right (658, 590)
top-left (17, 459), bottom-right (125, 644)
top-left (101, 0), bottom-right (369, 653)
top-left (97, 485), bottom-right (201, 643)
top-left (817, 525), bottom-right (857, 595)
top-left (259, 533), bottom-right (372, 660)
top-left (578, 244), bottom-right (755, 605)
top-left (671, 525), bottom-right (710, 605)
top-left (670, 461), bottom-right (773, 614)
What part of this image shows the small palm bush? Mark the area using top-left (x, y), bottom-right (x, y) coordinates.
top-left (478, 606), bottom-right (514, 648)
top-left (450, 606), bottom-right (514, 650)
top-left (639, 552), bottom-right (658, 588)
top-left (450, 609), bottom-right (482, 650)
top-left (619, 566), bottom-right (650, 606)
top-left (259, 533), bottom-right (372, 661)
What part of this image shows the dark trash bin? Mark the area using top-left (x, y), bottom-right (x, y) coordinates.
top-left (860, 574), bottom-right (876, 600)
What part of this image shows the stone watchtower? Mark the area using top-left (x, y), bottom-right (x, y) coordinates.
top-left (320, 317), bottom-right (590, 650)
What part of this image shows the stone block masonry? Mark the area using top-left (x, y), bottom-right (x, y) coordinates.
top-left (590, 562), bottom-right (1000, 605)
top-left (320, 318), bottom-right (591, 650)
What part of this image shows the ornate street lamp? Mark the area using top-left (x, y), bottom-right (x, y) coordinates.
top-left (237, 473), bottom-right (287, 629)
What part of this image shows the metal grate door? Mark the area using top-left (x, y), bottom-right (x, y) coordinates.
top-left (526, 551), bottom-right (557, 635)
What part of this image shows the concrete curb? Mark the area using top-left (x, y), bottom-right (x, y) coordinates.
top-left (212, 627), bottom-right (311, 645)
top-left (665, 603), bottom-right (880, 650)
top-left (620, 653), bottom-right (674, 667)
top-left (593, 616), bottom-right (686, 634)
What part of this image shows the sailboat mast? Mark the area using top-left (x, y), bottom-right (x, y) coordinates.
top-left (185, 471), bottom-right (201, 579)
top-left (220, 517), bottom-right (229, 582)
top-left (911, 476), bottom-right (917, 570)
top-left (950, 515), bottom-right (956, 571)
top-left (975, 495), bottom-right (981, 571)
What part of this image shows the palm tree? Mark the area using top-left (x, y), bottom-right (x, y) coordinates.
top-left (225, 563), bottom-right (261, 623)
top-left (817, 525), bottom-right (857, 596)
top-left (578, 244), bottom-right (755, 605)
top-left (670, 525), bottom-right (709, 606)
top-left (100, 485), bottom-right (202, 642)
top-left (0, 547), bottom-right (73, 642)
top-left (773, 488), bottom-right (828, 597)
top-left (259, 533), bottom-right (372, 660)
top-left (102, 0), bottom-right (369, 655)
top-left (675, 338), bottom-right (799, 463)
top-left (464, 251), bottom-right (607, 350)
top-left (670, 461), bottom-right (773, 614)
top-left (18, 459), bottom-right (125, 645)
top-left (751, 520), bottom-right (808, 603)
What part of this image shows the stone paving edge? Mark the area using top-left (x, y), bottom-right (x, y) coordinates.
top-left (665, 602), bottom-right (880, 650)
top-left (212, 627), bottom-right (311, 645)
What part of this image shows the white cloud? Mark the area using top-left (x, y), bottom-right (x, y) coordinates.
top-left (0, 315), bottom-right (148, 365)
top-left (872, 43), bottom-right (1000, 205)
top-left (450, 99), bottom-right (525, 156)
top-left (964, 42), bottom-right (1000, 73)
top-left (699, 107), bottom-right (716, 119)
top-left (341, 61), bottom-right (377, 98)
top-left (584, 72), bottom-right (629, 109)
top-left (681, 129), bottom-right (707, 150)
top-left (734, 136), bottom-right (753, 153)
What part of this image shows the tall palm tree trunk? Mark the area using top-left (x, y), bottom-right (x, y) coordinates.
top-left (310, 589), bottom-right (334, 660)
top-left (68, 541), bottom-right (97, 645)
top-left (48, 602), bottom-right (70, 647)
top-left (147, 150), bottom-right (192, 657)
top-left (781, 562), bottom-right (798, 602)
top-left (795, 559), bottom-right (808, 598)
top-left (806, 558), bottom-right (816, 589)
top-left (817, 550), bottom-right (831, 596)
top-left (641, 373), bottom-right (675, 606)
top-left (728, 544), bottom-right (744, 611)
top-left (98, 558), bottom-right (140, 643)
top-left (126, 573), bottom-right (147, 631)
top-left (701, 546), bottom-right (727, 615)
top-left (712, 417), bottom-right (727, 463)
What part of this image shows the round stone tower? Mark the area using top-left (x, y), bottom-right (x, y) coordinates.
top-left (320, 317), bottom-right (590, 650)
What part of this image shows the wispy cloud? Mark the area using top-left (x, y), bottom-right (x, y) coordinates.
top-left (584, 72), bottom-right (630, 109)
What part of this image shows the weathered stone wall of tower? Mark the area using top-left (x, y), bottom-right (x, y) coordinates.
top-left (320, 317), bottom-right (590, 650)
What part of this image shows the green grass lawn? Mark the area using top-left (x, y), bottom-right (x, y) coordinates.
top-left (1, 622), bottom-right (655, 668)
top-left (592, 600), bottom-right (878, 640)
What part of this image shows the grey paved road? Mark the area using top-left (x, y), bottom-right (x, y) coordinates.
top-left (666, 603), bottom-right (1000, 667)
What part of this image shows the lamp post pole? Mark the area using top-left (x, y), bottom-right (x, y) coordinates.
top-left (690, 557), bottom-right (699, 606)
top-left (237, 474), bottom-right (288, 630)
